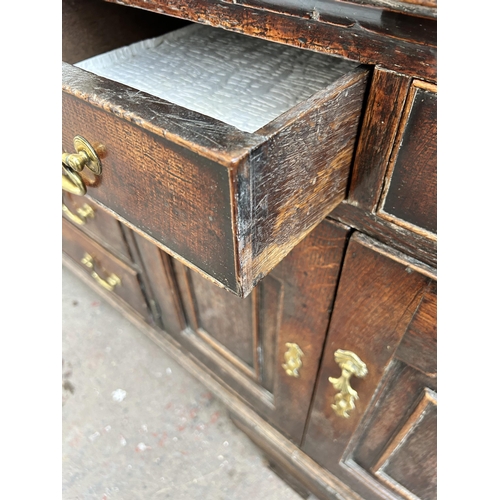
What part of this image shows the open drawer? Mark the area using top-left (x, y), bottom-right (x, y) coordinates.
top-left (62, 3), bottom-right (368, 297)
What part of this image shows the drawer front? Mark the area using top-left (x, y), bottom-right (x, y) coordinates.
top-left (378, 81), bottom-right (437, 238)
top-left (62, 217), bottom-right (150, 319)
top-left (301, 233), bottom-right (436, 500)
top-left (62, 17), bottom-right (368, 297)
top-left (136, 219), bottom-right (350, 444)
top-left (62, 192), bottom-right (131, 262)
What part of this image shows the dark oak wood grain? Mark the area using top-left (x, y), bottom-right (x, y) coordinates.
top-left (144, 220), bottom-right (350, 444)
top-left (62, 217), bottom-right (150, 319)
top-left (301, 232), bottom-right (436, 499)
top-left (131, 233), bottom-right (187, 335)
top-left (347, 67), bottom-right (412, 210)
top-left (329, 202), bottom-right (437, 267)
top-left (105, 0), bottom-right (436, 80)
top-left (378, 83), bottom-right (437, 236)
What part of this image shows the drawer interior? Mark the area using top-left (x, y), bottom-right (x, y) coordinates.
top-left (73, 23), bottom-right (359, 133)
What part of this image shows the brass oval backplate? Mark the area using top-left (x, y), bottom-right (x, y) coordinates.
top-left (329, 349), bottom-right (368, 418)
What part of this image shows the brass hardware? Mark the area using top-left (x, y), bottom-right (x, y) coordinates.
top-left (62, 135), bottom-right (103, 195)
top-left (282, 342), bottom-right (304, 378)
top-left (329, 349), bottom-right (368, 418)
top-left (62, 203), bottom-right (94, 226)
top-left (81, 253), bottom-right (121, 291)
top-left (62, 165), bottom-right (86, 196)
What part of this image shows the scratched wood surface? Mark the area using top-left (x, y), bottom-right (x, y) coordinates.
top-left (63, 53), bottom-right (367, 296)
top-left (105, 0), bottom-right (436, 80)
top-left (346, 67), bottom-right (412, 210)
top-left (301, 233), bottom-right (436, 499)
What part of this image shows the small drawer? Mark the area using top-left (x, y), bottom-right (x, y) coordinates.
top-left (62, 14), bottom-right (368, 298)
top-left (62, 192), bottom-right (131, 262)
top-left (378, 81), bottom-right (437, 238)
top-left (62, 217), bottom-right (149, 319)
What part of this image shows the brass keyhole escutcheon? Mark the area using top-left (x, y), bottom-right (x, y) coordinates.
top-left (329, 349), bottom-right (368, 418)
top-left (62, 136), bottom-right (103, 196)
top-left (282, 342), bottom-right (304, 378)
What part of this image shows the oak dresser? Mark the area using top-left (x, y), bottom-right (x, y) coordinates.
top-left (62, 0), bottom-right (437, 498)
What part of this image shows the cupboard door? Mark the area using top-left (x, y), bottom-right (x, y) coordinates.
top-left (302, 232), bottom-right (436, 500)
top-left (140, 219), bottom-right (350, 444)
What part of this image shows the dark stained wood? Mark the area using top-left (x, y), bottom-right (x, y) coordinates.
top-left (373, 389), bottom-right (437, 499)
top-left (238, 73), bottom-right (367, 293)
top-left (230, 412), bottom-right (364, 500)
top-left (62, 217), bottom-right (150, 319)
top-left (350, 363), bottom-right (435, 469)
top-left (152, 220), bottom-right (350, 444)
top-left (63, 0), bottom-right (189, 64)
top-left (395, 280), bottom-right (437, 376)
top-left (189, 270), bottom-right (255, 369)
top-left (62, 192), bottom-right (131, 262)
top-left (379, 83), bottom-right (437, 236)
top-left (259, 275), bottom-right (283, 392)
top-left (347, 68), bottom-right (412, 210)
top-left (62, 88), bottom-right (238, 292)
top-left (62, 1), bottom-right (439, 496)
top-left (340, 0), bottom-right (436, 18)
top-left (132, 232), bottom-right (187, 334)
top-left (329, 202), bottom-right (437, 267)
top-left (106, 0), bottom-right (436, 80)
top-left (301, 232), bottom-right (436, 499)
top-left (63, 60), bottom-right (367, 296)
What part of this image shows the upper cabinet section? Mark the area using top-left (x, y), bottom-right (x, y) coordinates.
top-left (62, 1), bottom-right (368, 296)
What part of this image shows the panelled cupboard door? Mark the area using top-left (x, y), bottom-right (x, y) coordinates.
top-left (302, 232), bottom-right (436, 500)
top-left (138, 219), bottom-right (350, 444)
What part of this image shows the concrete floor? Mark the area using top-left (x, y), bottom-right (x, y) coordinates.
top-left (62, 265), bottom-right (304, 500)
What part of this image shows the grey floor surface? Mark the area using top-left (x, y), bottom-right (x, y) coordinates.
top-left (62, 266), bottom-right (304, 500)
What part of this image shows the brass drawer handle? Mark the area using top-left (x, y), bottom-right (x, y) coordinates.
top-left (282, 342), bottom-right (304, 378)
top-left (62, 203), bottom-right (94, 226)
top-left (81, 253), bottom-right (121, 291)
top-left (62, 136), bottom-right (103, 196)
top-left (62, 165), bottom-right (86, 196)
top-left (329, 349), bottom-right (368, 418)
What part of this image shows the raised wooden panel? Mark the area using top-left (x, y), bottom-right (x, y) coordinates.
top-left (189, 270), bottom-right (255, 371)
top-left (395, 280), bottom-right (437, 376)
top-left (144, 220), bottom-right (350, 443)
top-left (301, 233), bottom-right (436, 500)
top-left (373, 389), bottom-right (437, 500)
top-left (378, 82), bottom-right (437, 237)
